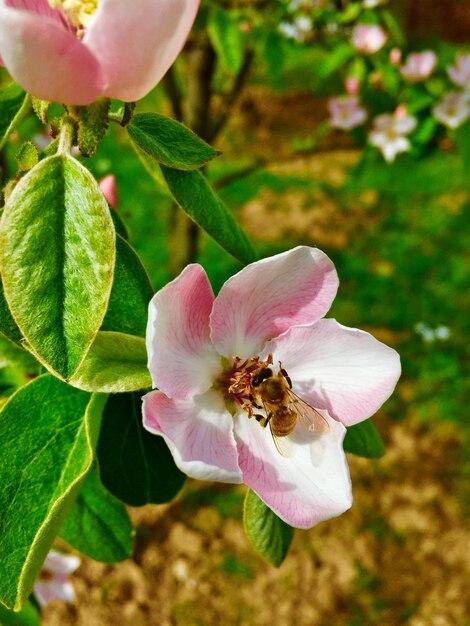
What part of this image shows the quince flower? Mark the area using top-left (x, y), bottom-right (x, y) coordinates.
top-left (400, 50), bottom-right (437, 83)
top-left (433, 91), bottom-right (470, 129)
top-left (369, 106), bottom-right (417, 162)
top-left (142, 247), bottom-right (400, 529)
top-left (328, 95), bottom-right (367, 130)
top-left (0, 0), bottom-right (199, 105)
top-left (33, 550), bottom-right (81, 607)
top-left (448, 53), bottom-right (470, 89)
top-left (351, 24), bottom-right (387, 55)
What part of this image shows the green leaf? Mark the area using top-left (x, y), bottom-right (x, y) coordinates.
top-left (101, 235), bottom-right (153, 338)
top-left (0, 333), bottom-right (38, 373)
top-left (69, 331), bottom-right (151, 393)
top-left (60, 464), bottom-right (134, 563)
top-left (77, 97), bottom-right (110, 157)
top-left (97, 392), bottom-right (186, 506)
top-left (208, 8), bottom-right (243, 74)
top-left (0, 275), bottom-right (22, 345)
top-left (263, 31), bottom-right (285, 89)
top-left (15, 142), bottom-right (39, 173)
top-left (31, 97), bottom-right (51, 124)
top-left (160, 166), bottom-right (256, 265)
top-left (0, 601), bottom-right (40, 626)
top-left (243, 490), bottom-right (294, 567)
top-left (127, 112), bottom-right (220, 170)
top-left (0, 154), bottom-right (116, 380)
top-left (0, 375), bottom-right (105, 610)
top-left (0, 83), bottom-right (28, 150)
top-left (318, 43), bottom-right (355, 79)
top-left (343, 419), bottom-right (386, 458)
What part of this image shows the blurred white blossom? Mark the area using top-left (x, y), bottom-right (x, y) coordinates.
top-left (369, 107), bottom-right (417, 162)
top-left (351, 24), bottom-right (387, 55)
top-left (433, 91), bottom-right (470, 129)
top-left (400, 50), bottom-right (437, 83)
top-left (448, 53), bottom-right (470, 89)
top-left (33, 550), bottom-right (81, 607)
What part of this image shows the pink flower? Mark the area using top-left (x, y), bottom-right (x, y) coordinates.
top-left (345, 76), bottom-right (360, 96)
top-left (142, 247), bottom-right (401, 529)
top-left (33, 550), bottom-right (81, 607)
top-left (400, 50), bottom-right (437, 83)
top-left (448, 53), bottom-right (470, 89)
top-left (351, 24), bottom-right (387, 55)
top-left (0, 0), bottom-right (200, 105)
top-left (433, 91), bottom-right (470, 129)
top-left (369, 107), bottom-right (417, 162)
top-left (328, 95), bottom-right (367, 130)
top-left (99, 174), bottom-right (118, 209)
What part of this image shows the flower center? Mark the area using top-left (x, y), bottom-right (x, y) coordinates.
top-left (218, 354), bottom-right (273, 414)
top-left (48, 0), bottom-right (98, 28)
top-left (39, 569), bottom-right (54, 582)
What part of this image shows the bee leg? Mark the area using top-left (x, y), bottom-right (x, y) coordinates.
top-left (280, 366), bottom-right (292, 389)
top-left (264, 411), bottom-right (273, 426)
top-left (249, 394), bottom-right (263, 410)
top-left (255, 414), bottom-right (268, 428)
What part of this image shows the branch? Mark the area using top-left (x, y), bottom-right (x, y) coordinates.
top-left (210, 48), bottom-right (255, 142)
top-left (162, 66), bottom-right (184, 122)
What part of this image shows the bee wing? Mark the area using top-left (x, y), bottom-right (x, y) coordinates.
top-left (288, 391), bottom-right (329, 434)
top-left (270, 427), bottom-right (294, 458)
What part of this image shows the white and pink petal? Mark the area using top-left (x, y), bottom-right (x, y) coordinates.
top-left (143, 389), bottom-right (243, 484)
top-left (210, 246), bottom-right (339, 360)
top-left (84, 0), bottom-right (200, 102)
top-left (146, 264), bottom-right (221, 400)
top-left (265, 319), bottom-right (401, 427)
top-left (0, 1), bottom-right (104, 104)
top-left (234, 410), bottom-right (352, 529)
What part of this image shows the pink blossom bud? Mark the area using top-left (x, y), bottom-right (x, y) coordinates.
top-left (99, 174), bottom-right (118, 209)
top-left (345, 76), bottom-right (360, 96)
top-left (389, 47), bottom-right (402, 66)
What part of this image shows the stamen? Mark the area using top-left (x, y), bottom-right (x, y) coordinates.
top-left (48, 0), bottom-right (98, 28)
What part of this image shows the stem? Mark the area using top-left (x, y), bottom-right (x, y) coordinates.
top-left (57, 117), bottom-right (75, 154)
top-left (0, 94), bottom-right (31, 152)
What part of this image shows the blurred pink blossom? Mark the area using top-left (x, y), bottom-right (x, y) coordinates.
top-left (369, 107), bottom-right (417, 162)
top-left (447, 53), bottom-right (470, 89)
top-left (33, 550), bottom-right (81, 607)
top-left (433, 91), bottom-right (470, 129)
top-left (0, 0), bottom-right (200, 105)
top-left (351, 24), bottom-right (387, 55)
top-left (400, 50), bottom-right (437, 83)
top-left (328, 96), bottom-right (367, 130)
top-left (142, 247), bottom-right (400, 529)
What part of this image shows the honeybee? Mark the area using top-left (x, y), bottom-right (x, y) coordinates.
top-left (249, 362), bottom-right (329, 457)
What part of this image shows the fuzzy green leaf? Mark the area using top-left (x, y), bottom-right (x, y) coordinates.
top-left (343, 419), bottom-right (386, 458)
top-left (101, 235), bottom-right (153, 338)
top-left (0, 83), bottom-right (28, 150)
top-left (127, 113), bottom-right (220, 170)
top-left (0, 376), bottom-right (106, 610)
top-left (69, 331), bottom-right (151, 393)
top-left (77, 97), bottom-right (110, 157)
top-left (97, 392), bottom-right (186, 506)
top-left (160, 166), bottom-right (256, 265)
top-left (31, 97), bottom-right (51, 124)
top-left (0, 154), bottom-right (116, 380)
top-left (243, 490), bottom-right (294, 567)
top-left (208, 8), bottom-right (243, 74)
top-left (60, 464), bottom-right (134, 563)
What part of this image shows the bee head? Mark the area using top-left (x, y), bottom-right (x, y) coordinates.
top-left (252, 367), bottom-right (273, 388)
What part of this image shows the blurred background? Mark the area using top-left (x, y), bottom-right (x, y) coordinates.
top-left (2, 0), bottom-right (469, 624)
